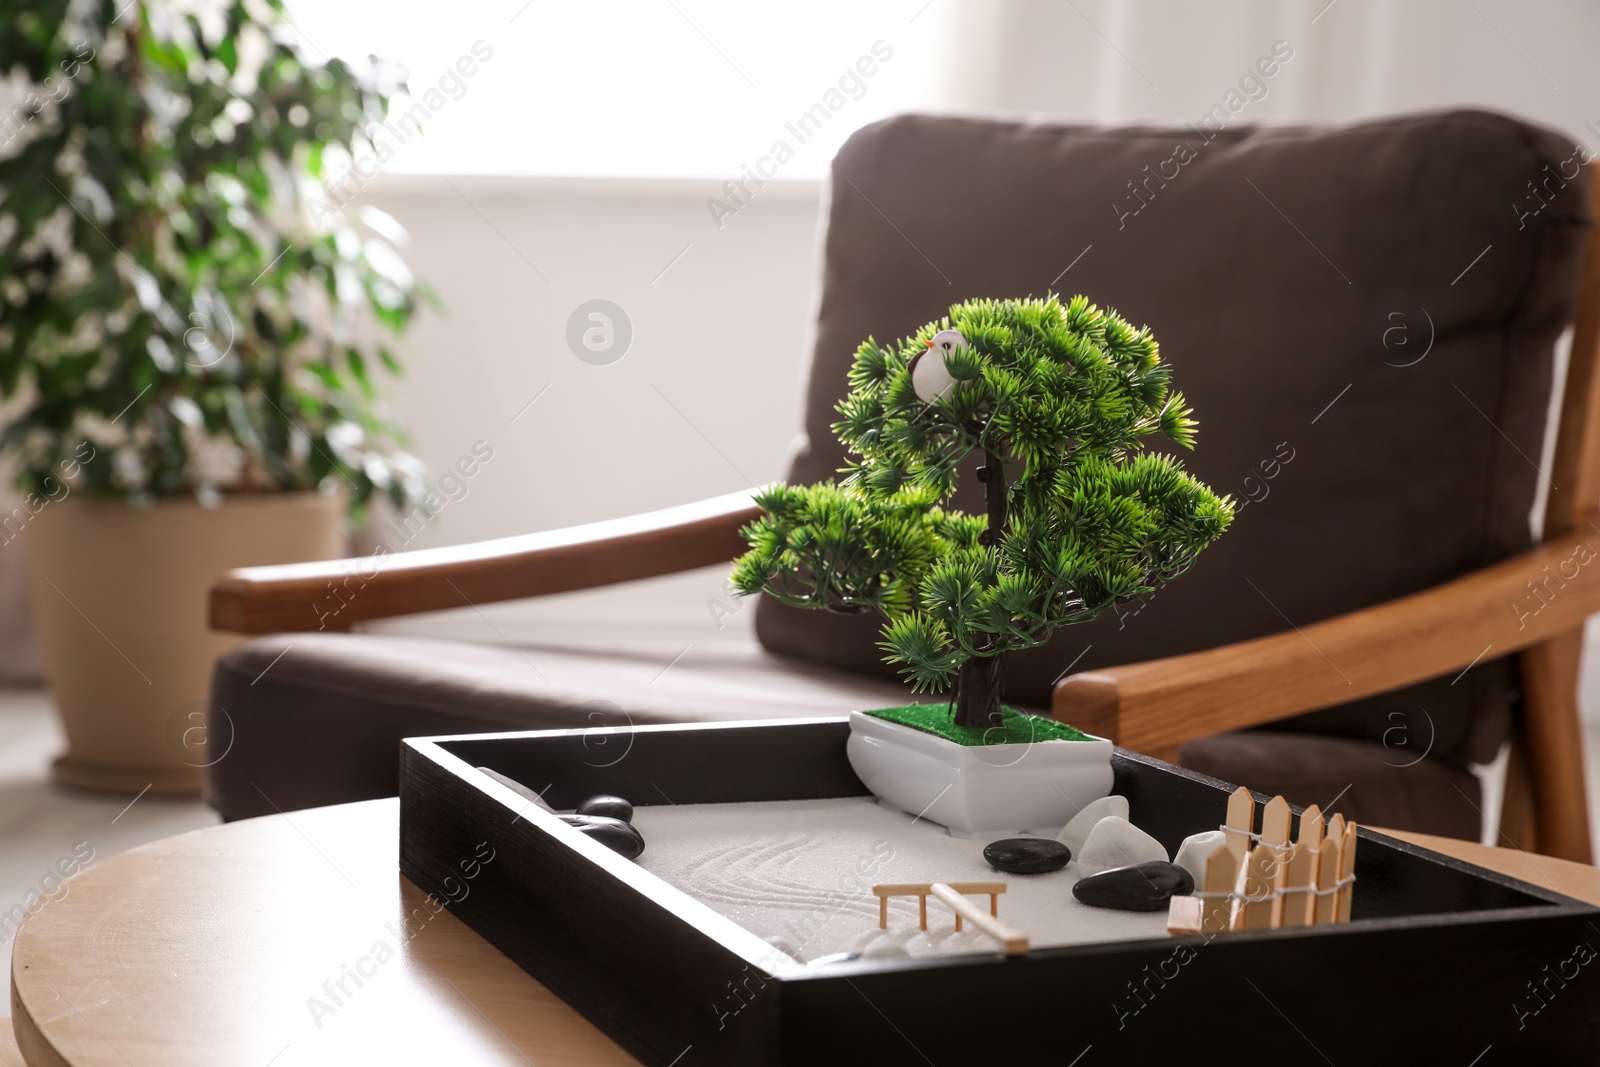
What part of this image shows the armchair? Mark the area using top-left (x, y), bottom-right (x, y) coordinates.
top-left (209, 110), bottom-right (1599, 860)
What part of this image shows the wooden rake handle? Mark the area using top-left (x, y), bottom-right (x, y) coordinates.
top-left (929, 883), bottom-right (1030, 956)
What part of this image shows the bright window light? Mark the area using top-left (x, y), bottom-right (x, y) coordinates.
top-left (280, 0), bottom-right (956, 178)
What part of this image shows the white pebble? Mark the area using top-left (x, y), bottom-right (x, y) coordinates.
top-left (859, 935), bottom-right (910, 959)
top-left (1173, 830), bottom-right (1227, 886)
top-left (1056, 795), bottom-right (1131, 858)
top-left (1075, 816), bottom-right (1168, 875)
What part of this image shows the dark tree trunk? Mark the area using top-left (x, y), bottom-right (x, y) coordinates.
top-left (953, 651), bottom-right (1007, 729)
top-left (953, 448), bottom-right (1011, 730)
top-left (976, 448), bottom-right (1007, 546)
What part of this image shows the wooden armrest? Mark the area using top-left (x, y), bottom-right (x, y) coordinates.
top-left (208, 490), bottom-right (761, 634)
top-left (1053, 516), bottom-right (1600, 751)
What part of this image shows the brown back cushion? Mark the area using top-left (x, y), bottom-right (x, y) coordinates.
top-left (754, 109), bottom-right (1592, 768)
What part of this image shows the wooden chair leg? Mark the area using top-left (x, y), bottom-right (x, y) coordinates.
top-left (1516, 629), bottom-right (1594, 863)
top-left (1498, 734), bottom-right (1538, 852)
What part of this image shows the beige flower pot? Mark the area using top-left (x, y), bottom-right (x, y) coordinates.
top-left (21, 492), bottom-right (344, 794)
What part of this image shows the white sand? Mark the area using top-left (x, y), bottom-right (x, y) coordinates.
top-left (631, 796), bottom-right (1172, 964)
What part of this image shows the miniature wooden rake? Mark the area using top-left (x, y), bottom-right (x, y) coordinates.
top-left (1167, 786), bottom-right (1356, 936)
top-left (872, 881), bottom-right (1029, 956)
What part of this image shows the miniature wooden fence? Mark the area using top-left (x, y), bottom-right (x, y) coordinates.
top-left (872, 881), bottom-right (1029, 956)
top-left (1168, 787), bottom-right (1357, 937)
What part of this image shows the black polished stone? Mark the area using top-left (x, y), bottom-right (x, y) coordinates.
top-left (1072, 861), bottom-right (1194, 912)
top-left (561, 814), bottom-right (645, 859)
top-left (983, 837), bottom-right (1071, 875)
top-left (576, 794), bottom-right (634, 821)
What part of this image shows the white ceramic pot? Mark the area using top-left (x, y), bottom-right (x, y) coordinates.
top-left (22, 492), bottom-right (345, 794)
top-left (845, 710), bottom-right (1115, 838)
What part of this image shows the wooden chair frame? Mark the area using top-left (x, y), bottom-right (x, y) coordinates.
top-left (210, 174), bottom-right (1600, 863)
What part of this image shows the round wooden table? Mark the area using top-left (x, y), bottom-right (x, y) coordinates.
top-left (9, 800), bottom-right (635, 1067)
top-left (9, 801), bottom-right (1600, 1065)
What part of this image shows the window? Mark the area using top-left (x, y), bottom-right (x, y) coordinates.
top-left (281, 0), bottom-right (955, 178)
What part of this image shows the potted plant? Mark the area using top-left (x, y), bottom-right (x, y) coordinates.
top-left (733, 295), bottom-right (1233, 835)
top-left (0, 1), bottom-right (427, 792)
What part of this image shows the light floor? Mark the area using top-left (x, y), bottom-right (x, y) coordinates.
top-left (6, 677), bottom-right (1600, 1017)
top-left (0, 688), bottom-right (221, 1017)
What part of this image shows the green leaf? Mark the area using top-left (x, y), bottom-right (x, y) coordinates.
top-left (0, 0), bottom-right (426, 518)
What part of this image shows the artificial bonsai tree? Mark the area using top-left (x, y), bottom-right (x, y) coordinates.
top-left (732, 295), bottom-right (1233, 736)
top-left (0, 0), bottom-right (425, 512)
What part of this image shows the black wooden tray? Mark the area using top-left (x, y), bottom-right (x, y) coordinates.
top-left (398, 718), bottom-right (1600, 1065)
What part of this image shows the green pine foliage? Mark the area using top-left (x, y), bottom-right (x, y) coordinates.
top-left (731, 294), bottom-right (1234, 693)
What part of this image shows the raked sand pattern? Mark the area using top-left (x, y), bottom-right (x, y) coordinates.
top-left (631, 796), bottom-right (1170, 964)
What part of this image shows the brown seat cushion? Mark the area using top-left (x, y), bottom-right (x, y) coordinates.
top-left (1180, 732), bottom-right (1483, 840)
top-left (755, 109), bottom-right (1592, 771)
top-left (206, 628), bottom-right (1481, 836)
top-left (206, 631), bottom-right (919, 820)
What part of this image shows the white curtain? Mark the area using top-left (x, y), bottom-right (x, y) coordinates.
top-left (941, 0), bottom-right (1598, 150)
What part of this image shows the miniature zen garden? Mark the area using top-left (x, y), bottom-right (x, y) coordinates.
top-left (489, 295), bottom-right (1360, 959)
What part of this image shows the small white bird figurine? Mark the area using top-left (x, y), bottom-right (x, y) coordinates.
top-left (910, 329), bottom-right (967, 402)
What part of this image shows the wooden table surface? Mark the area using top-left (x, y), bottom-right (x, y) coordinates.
top-left (10, 799), bottom-right (637, 1067)
top-left (9, 801), bottom-right (1600, 1065)
top-left (1376, 826), bottom-right (1600, 907)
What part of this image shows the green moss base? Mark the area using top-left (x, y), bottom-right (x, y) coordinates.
top-left (862, 703), bottom-right (1092, 746)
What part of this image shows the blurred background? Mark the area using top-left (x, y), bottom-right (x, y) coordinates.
top-left (6, 0), bottom-right (1600, 654)
top-left (12, 0), bottom-right (1585, 650)
top-left (258, 0), bottom-right (1600, 646)
top-left (4, 0), bottom-right (1600, 1008)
